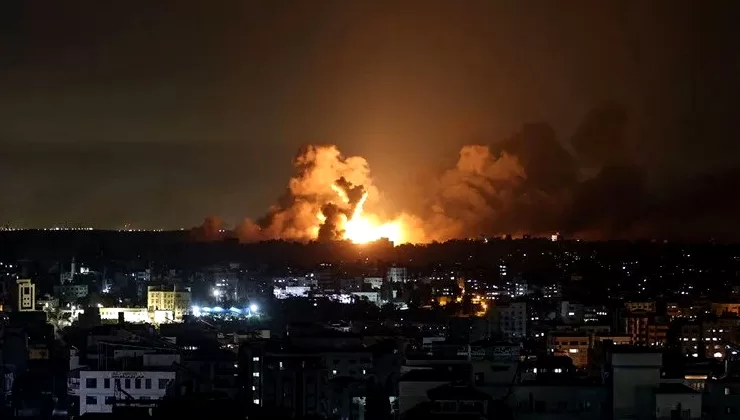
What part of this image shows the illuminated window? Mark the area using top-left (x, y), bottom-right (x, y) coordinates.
top-left (569, 349), bottom-right (578, 353)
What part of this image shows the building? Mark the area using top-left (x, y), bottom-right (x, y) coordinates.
top-left (363, 277), bottom-right (383, 290)
top-left (16, 279), bottom-right (36, 312)
top-left (491, 302), bottom-right (527, 339)
top-left (54, 284), bottom-right (89, 302)
top-left (96, 307), bottom-right (174, 324)
top-left (510, 280), bottom-right (528, 297)
top-left (340, 277), bottom-right (363, 292)
top-left (560, 301), bottom-right (585, 324)
top-left (711, 303), bottom-right (740, 317)
top-left (75, 370), bottom-right (175, 415)
top-left (624, 301), bottom-right (656, 314)
top-left (542, 283), bottom-right (561, 300)
top-left (211, 274), bottom-right (239, 303)
top-left (549, 333), bottom-right (590, 368)
top-left (624, 315), bottom-right (669, 346)
top-left (386, 267), bottom-right (408, 284)
top-left (704, 377), bottom-right (740, 419)
top-left (147, 286), bottom-right (191, 321)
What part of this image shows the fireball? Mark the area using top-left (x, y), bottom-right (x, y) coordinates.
top-left (320, 183), bottom-right (406, 245)
top-left (344, 193), bottom-right (404, 244)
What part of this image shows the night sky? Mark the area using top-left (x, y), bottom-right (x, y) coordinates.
top-left (1, 1), bottom-right (739, 235)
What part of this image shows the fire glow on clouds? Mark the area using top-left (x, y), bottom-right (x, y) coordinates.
top-left (234, 144), bottom-right (525, 245)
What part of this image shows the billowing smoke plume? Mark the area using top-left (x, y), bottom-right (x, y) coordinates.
top-left (232, 145), bottom-right (378, 242)
top-left (195, 101), bottom-right (740, 243)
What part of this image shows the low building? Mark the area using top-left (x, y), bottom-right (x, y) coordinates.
top-left (74, 370), bottom-right (175, 415)
top-left (147, 286), bottom-right (191, 321)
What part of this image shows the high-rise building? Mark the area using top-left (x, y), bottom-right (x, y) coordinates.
top-left (386, 267), bottom-right (408, 283)
top-left (16, 279), bottom-right (36, 312)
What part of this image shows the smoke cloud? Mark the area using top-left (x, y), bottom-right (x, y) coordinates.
top-left (232, 145), bottom-right (379, 242)
top-left (195, 101), bottom-right (740, 242)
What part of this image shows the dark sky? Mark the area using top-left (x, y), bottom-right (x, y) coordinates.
top-left (1, 0), bottom-right (739, 230)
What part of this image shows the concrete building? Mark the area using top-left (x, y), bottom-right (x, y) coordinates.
top-left (704, 377), bottom-right (740, 419)
top-left (624, 301), bottom-right (657, 314)
top-left (543, 283), bottom-right (561, 300)
top-left (549, 333), bottom-right (590, 369)
top-left (609, 349), bottom-right (663, 420)
top-left (147, 286), bottom-right (191, 321)
top-left (509, 384), bottom-right (606, 419)
top-left (386, 267), bottom-right (408, 284)
top-left (53, 284), bottom-right (89, 302)
top-left (75, 370), bottom-right (175, 415)
top-left (560, 301), bottom-right (585, 325)
top-left (654, 383), bottom-right (701, 419)
top-left (363, 277), bottom-right (383, 290)
top-left (16, 279), bottom-right (36, 312)
top-left (492, 302), bottom-right (527, 338)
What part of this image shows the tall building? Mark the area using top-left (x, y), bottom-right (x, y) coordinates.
top-left (491, 302), bottom-right (527, 338)
top-left (16, 279), bottom-right (36, 312)
top-left (147, 286), bottom-right (191, 321)
top-left (386, 267), bottom-right (408, 284)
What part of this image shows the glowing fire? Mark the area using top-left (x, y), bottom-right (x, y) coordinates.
top-left (321, 183), bottom-right (405, 245)
top-left (344, 192), bottom-right (404, 244)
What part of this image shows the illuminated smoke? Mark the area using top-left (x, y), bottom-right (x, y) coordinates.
top-left (234, 145), bottom-right (379, 242)
top-left (203, 101), bottom-right (724, 242)
top-left (422, 145), bottom-right (527, 241)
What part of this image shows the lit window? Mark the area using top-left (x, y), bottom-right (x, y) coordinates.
top-left (253, 399), bottom-right (260, 404)
top-left (253, 357), bottom-right (260, 361)
top-left (569, 349), bottom-right (578, 353)
top-left (554, 368), bottom-right (562, 373)
top-left (253, 372), bottom-right (260, 377)
top-left (332, 370), bottom-right (337, 375)
top-left (252, 385), bottom-right (256, 391)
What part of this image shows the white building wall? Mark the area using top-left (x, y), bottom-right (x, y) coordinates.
top-left (78, 370), bottom-right (175, 415)
top-left (611, 352), bottom-right (662, 420)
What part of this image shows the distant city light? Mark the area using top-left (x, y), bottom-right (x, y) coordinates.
top-left (249, 304), bottom-right (258, 312)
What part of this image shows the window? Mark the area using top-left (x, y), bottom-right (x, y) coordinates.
top-left (124, 379), bottom-right (131, 389)
top-left (252, 356), bottom-right (260, 361)
top-left (145, 378), bottom-right (152, 389)
top-left (104, 378), bottom-right (110, 389)
top-left (253, 372), bottom-right (260, 377)
top-left (726, 387), bottom-right (732, 395)
top-left (85, 396), bottom-right (97, 405)
top-left (158, 379), bottom-right (169, 389)
top-left (104, 396), bottom-right (115, 405)
top-left (85, 378), bottom-right (97, 388)
top-left (115, 379), bottom-right (121, 389)
top-left (135, 378), bottom-right (141, 389)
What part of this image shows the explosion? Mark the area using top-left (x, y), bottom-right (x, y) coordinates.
top-left (203, 102), bottom-right (686, 243)
top-left (234, 145), bottom-right (415, 245)
top-left (334, 183), bottom-right (404, 244)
